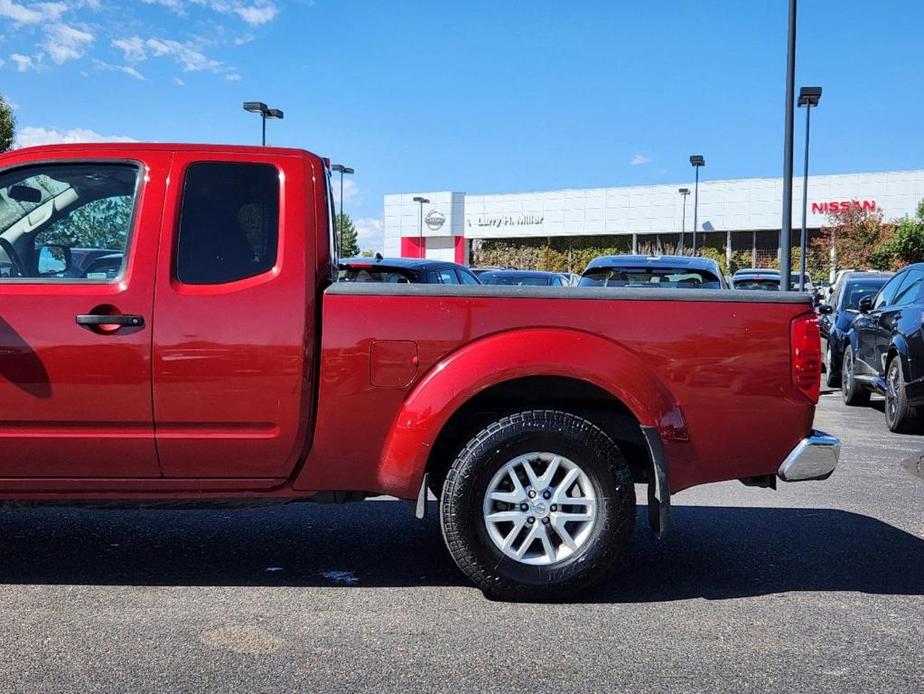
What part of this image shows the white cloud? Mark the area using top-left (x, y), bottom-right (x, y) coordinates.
top-left (14, 126), bottom-right (136, 148)
top-left (354, 217), bottom-right (384, 253)
top-left (230, 2), bottom-right (276, 26)
top-left (630, 154), bottom-right (652, 166)
top-left (144, 0), bottom-right (279, 26)
top-left (112, 36), bottom-right (146, 62)
top-left (330, 177), bottom-right (358, 204)
top-left (92, 58), bottom-right (145, 80)
top-left (114, 35), bottom-right (223, 72)
top-left (173, 76), bottom-right (184, 85)
top-left (9, 52), bottom-right (36, 71)
top-left (0, 1), bottom-right (67, 25)
top-left (224, 72), bottom-right (240, 81)
top-left (42, 23), bottom-right (94, 64)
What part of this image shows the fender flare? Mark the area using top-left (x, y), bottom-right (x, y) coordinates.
top-left (377, 327), bottom-right (686, 499)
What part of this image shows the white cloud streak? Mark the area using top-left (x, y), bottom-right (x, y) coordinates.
top-left (42, 23), bottom-right (94, 64)
top-left (354, 217), bottom-right (384, 252)
top-left (630, 154), bottom-right (652, 166)
top-left (14, 125), bottom-right (136, 148)
top-left (0, 0), bottom-right (67, 25)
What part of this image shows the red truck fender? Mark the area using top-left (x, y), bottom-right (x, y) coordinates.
top-left (376, 327), bottom-right (687, 500)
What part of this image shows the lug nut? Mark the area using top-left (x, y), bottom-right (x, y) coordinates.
top-left (542, 490), bottom-right (551, 500)
top-left (541, 517), bottom-right (550, 525)
top-left (520, 503), bottom-right (529, 512)
top-left (550, 504), bottom-right (557, 512)
top-left (528, 490), bottom-right (537, 498)
top-left (527, 517), bottom-right (535, 524)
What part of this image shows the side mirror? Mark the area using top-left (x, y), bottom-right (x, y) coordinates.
top-left (858, 295), bottom-right (874, 313)
top-left (818, 303), bottom-right (834, 315)
top-left (37, 244), bottom-right (72, 276)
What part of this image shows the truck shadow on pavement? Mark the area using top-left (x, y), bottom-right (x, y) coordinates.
top-left (0, 502), bottom-right (921, 601)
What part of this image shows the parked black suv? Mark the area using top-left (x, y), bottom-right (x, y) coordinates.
top-left (841, 263), bottom-right (924, 432)
top-left (818, 271), bottom-right (893, 387)
top-left (338, 257), bottom-right (481, 285)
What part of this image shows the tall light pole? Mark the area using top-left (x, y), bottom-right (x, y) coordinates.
top-left (678, 188), bottom-right (690, 253)
top-left (797, 86), bottom-right (821, 292)
top-left (331, 164), bottom-right (354, 256)
top-left (780, 0), bottom-right (798, 290)
top-left (412, 196), bottom-right (429, 259)
top-left (689, 156), bottom-right (705, 253)
top-left (243, 101), bottom-right (284, 146)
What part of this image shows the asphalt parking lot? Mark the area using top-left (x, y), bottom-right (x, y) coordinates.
top-left (0, 389), bottom-right (921, 693)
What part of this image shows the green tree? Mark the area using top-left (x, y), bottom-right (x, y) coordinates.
top-left (337, 212), bottom-right (359, 258)
top-left (886, 199), bottom-right (924, 265)
top-left (811, 204), bottom-right (898, 272)
top-left (42, 195), bottom-right (133, 250)
top-left (0, 95), bottom-right (15, 153)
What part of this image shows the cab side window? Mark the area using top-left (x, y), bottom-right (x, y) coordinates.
top-left (0, 163), bottom-right (138, 281)
top-left (176, 162), bottom-right (279, 285)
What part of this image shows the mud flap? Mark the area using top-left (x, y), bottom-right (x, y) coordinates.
top-left (641, 426), bottom-right (670, 539)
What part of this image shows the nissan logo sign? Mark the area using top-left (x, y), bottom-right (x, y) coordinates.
top-left (425, 210), bottom-right (446, 231)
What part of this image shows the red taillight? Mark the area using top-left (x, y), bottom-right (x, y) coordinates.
top-left (791, 312), bottom-right (822, 403)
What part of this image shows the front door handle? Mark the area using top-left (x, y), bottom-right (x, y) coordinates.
top-left (76, 314), bottom-right (144, 328)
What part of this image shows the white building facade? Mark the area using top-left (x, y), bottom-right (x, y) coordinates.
top-left (384, 169), bottom-right (924, 267)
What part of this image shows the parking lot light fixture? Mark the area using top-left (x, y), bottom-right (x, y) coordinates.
top-left (678, 188), bottom-right (691, 253)
top-left (689, 156), bottom-right (705, 253)
top-left (243, 101), bottom-right (284, 146)
top-left (412, 196), bottom-right (430, 258)
top-left (331, 164), bottom-right (355, 257)
top-left (797, 86), bottom-right (822, 291)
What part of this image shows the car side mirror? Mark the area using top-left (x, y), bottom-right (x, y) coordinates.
top-left (37, 244), bottom-right (72, 276)
top-left (818, 303), bottom-right (834, 315)
top-left (858, 295), bottom-right (873, 313)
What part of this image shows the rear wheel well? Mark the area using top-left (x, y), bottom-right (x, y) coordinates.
top-left (426, 376), bottom-right (650, 494)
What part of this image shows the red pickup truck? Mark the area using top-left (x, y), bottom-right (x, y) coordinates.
top-left (0, 143), bottom-right (839, 600)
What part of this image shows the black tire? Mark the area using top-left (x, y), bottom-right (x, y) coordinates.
top-left (439, 410), bottom-right (635, 601)
top-left (885, 357), bottom-right (919, 433)
top-left (825, 343), bottom-right (841, 388)
top-left (841, 346), bottom-right (870, 406)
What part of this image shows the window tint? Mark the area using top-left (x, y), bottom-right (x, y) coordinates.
top-left (0, 163), bottom-right (138, 281)
top-left (892, 270), bottom-right (924, 306)
top-left (176, 162), bottom-right (279, 285)
top-left (458, 269), bottom-right (480, 285)
top-left (874, 272), bottom-right (907, 309)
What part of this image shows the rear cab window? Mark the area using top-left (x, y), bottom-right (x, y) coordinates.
top-left (176, 162), bottom-right (279, 285)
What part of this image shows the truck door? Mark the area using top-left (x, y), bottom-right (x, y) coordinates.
top-left (152, 152), bottom-right (317, 478)
top-left (0, 151), bottom-right (165, 477)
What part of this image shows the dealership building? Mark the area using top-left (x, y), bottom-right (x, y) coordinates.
top-left (383, 169), bottom-right (924, 268)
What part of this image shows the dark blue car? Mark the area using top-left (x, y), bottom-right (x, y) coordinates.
top-left (842, 263), bottom-right (924, 432)
top-left (818, 271), bottom-right (892, 388)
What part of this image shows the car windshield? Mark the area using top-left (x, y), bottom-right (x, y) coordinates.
top-left (479, 273), bottom-right (549, 286)
top-left (843, 280), bottom-right (888, 310)
top-left (580, 266), bottom-right (722, 288)
top-left (338, 267), bottom-right (412, 283)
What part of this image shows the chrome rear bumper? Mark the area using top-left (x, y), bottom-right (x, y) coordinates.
top-left (777, 430), bottom-right (841, 482)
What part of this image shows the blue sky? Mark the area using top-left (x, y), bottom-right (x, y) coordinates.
top-left (2, 0), bottom-right (922, 250)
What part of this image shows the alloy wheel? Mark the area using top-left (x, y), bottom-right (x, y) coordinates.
top-left (482, 452), bottom-right (598, 566)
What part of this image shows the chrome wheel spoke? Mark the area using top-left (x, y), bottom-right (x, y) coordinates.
top-left (550, 516), bottom-right (579, 551)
